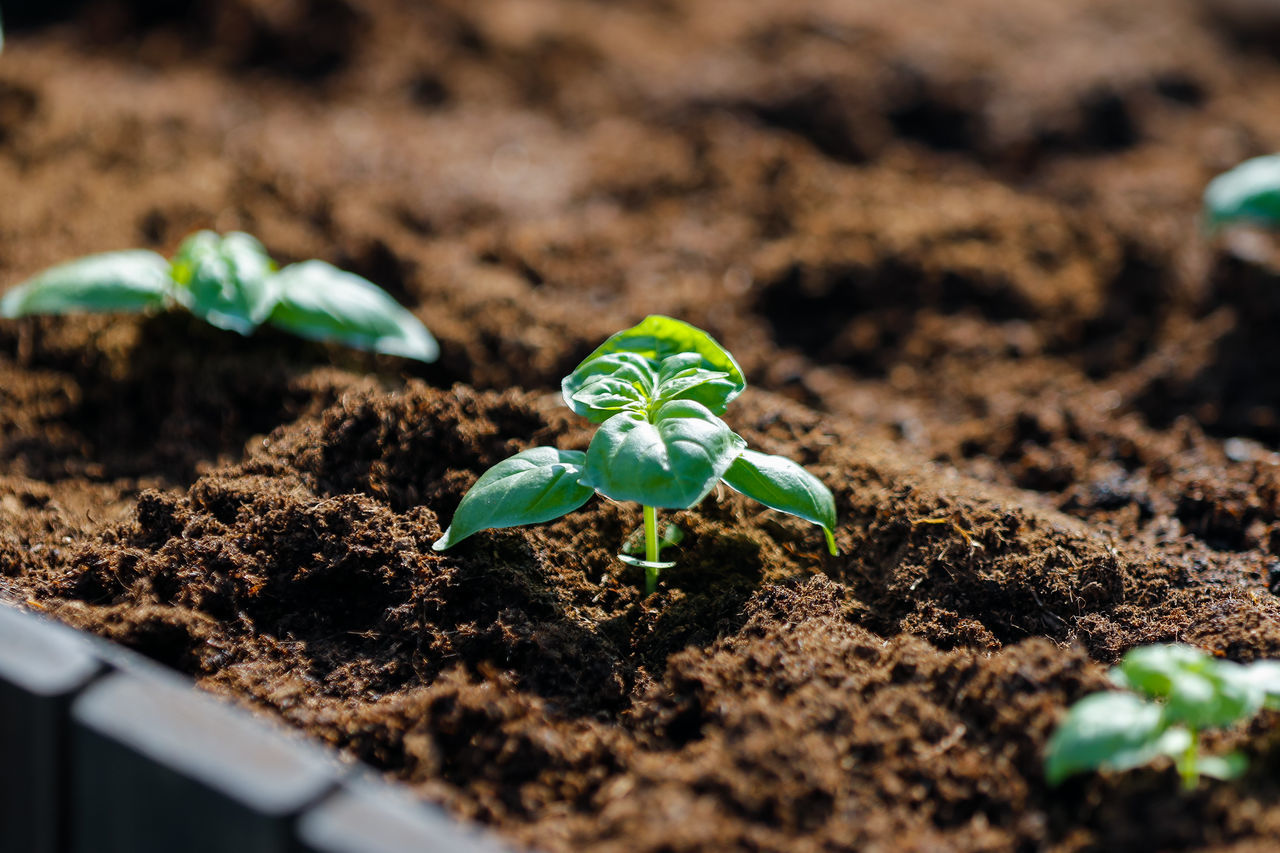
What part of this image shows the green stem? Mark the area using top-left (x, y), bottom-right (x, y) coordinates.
top-left (644, 505), bottom-right (659, 595)
top-left (1178, 729), bottom-right (1200, 791)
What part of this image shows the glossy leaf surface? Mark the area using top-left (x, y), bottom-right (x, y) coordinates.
top-left (1045, 692), bottom-right (1189, 785)
top-left (563, 352), bottom-right (655, 422)
top-left (268, 261), bottom-right (438, 362)
top-left (721, 449), bottom-right (838, 554)
top-left (0, 250), bottom-right (171, 317)
top-left (1204, 154), bottom-right (1280, 233)
top-left (581, 400), bottom-right (745, 509)
top-left (572, 316), bottom-right (745, 414)
top-left (432, 448), bottom-right (595, 550)
top-left (170, 231), bottom-right (276, 335)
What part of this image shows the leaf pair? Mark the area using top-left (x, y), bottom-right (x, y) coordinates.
top-left (434, 315), bottom-right (837, 561)
top-left (0, 231), bottom-right (438, 362)
top-left (1045, 644), bottom-right (1280, 787)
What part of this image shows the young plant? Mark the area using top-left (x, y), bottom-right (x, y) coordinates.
top-left (432, 315), bottom-right (838, 594)
top-left (1204, 154), bottom-right (1280, 234)
top-left (1045, 644), bottom-right (1280, 790)
top-left (0, 231), bottom-right (438, 362)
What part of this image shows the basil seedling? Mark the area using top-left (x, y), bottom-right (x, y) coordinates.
top-left (432, 316), bottom-right (838, 594)
top-left (1204, 154), bottom-right (1280, 234)
top-left (1045, 644), bottom-right (1280, 790)
top-left (0, 231), bottom-right (438, 362)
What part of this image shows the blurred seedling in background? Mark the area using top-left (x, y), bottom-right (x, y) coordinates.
top-left (432, 315), bottom-right (838, 595)
top-left (1203, 154), bottom-right (1280, 268)
top-left (1045, 644), bottom-right (1280, 790)
top-left (0, 231), bottom-right (438, 362)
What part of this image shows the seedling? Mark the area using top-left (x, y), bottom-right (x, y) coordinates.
top-left (432, 315), bottom-right (838, 594)
top-left (1204, 154), bottom-right (1280, 234)
top-left (0, 231), bottom-right (438, 362)
top-left (1045, 644), bottom-right (1280, 790)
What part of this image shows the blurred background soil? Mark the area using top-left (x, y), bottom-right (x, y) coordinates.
top-left (4, 0), bottom-right (1280, 850)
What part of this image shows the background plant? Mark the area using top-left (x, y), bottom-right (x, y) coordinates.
top-left (0, 230), bottom-right (438, 362)
top-left (1045, 644), bottom-right (1280, 790)
top-left (1204, 154), bottom-right (1280, 234)
top-left (433, 315), bottom-right (837, 594)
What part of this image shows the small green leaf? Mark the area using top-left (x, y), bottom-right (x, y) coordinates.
top-left (652, 359), bottom-right (737, 412)
top-left (569, 374), bottom-right (650, 419)
top-left (1115, 645), bottom-right (1263, 729)
top-left (721, 449), bottom-right (838, 555)
top-left (1045, 692), bottom-right (1188, 785)
top-left (580, 400), bottom-right (746, 509)
top-left (562, 352), bottom-right (657, 422)
top-left (1243, 660), bottom-right (1280, 710)
top-left (574, 316), bottom-right (746, 414)
top-left (1113, 644), bottom-right (1209, 695)
top-left (1204, 154), bottom-right (1280, 234)
top-left (1195, 752), bottom-right (1248, 781)
top-left (267, 261), bottom-right (438, 362)
top-left (432, 447), bottom-right (595, 551)
top-left (1, 250), bottom-right (172, 318)
top-left (170, 231), bottom-right (276, 335)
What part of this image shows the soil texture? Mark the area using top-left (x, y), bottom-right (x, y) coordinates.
top-left (5, 1), bottom-right (1280, 850)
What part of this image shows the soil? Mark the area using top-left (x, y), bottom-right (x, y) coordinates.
top-left (4, 0), bottom-right (1280, 850)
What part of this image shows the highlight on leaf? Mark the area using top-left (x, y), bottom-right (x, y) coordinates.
top-left (1203, 154), bottom-right (1280, 235)
top-left (435, 315), bottom-right (838, 594)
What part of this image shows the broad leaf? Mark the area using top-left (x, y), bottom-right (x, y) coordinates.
top-left (432, 448), bottom-right (594, 550)
top-left (170, 231), bottom-right (276, 335)
top-left (0, 250), bottom-right (171, 317)
top-left (267, 261), bottom-right (439, 362)
top-left (721, 449), bottom-right (838, 555)
top-left (1045, 692), bottom-right (1188, 785)
top-left (562, 352), bottom-right (657, 422)
top-left (573, 316), bottom-right (745, 414)
top-left (580, 399), bottom-right (745, 509)
top-left (1204, 154), bottom-right (1280, 233)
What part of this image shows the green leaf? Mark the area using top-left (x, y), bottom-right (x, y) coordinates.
top-left (432, 447), bottom-right (595, 551)
top-left (562, 352), bottom-right (657, 423)
top-left (573, 316), bottom-right (745, 414)
top-left (1044, 692), bottom-right (1188, 785)
top-left (267, 261), bottom-right (438, 362)
top-left (1115, 645), bottom-right (1263, 729)
top-left (170, 231), bottom-right (276, 335)
top-left (721, 449), bottom-right (838, 555)
top-left (652, 355), bottom-right (739, 412)
top-left (1204, 154), bottom-right (1280, 233)
top-left (1195, 752), bottom-right (1248, 781)
top-left (1243, 660), bottom-right (1280, 710)
top-left (580, 400), bottom-right (746, 509)
top-left (0, 250), bottom-right (171, 318)
top-left (1112, 645), bottom-right (1210, 695)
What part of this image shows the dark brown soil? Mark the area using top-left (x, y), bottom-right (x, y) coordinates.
top-left (5, 1), bottom-right (1280, 850)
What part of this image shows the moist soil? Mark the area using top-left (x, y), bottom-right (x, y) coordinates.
top-left (5, 1), bottom-right (1280, 850)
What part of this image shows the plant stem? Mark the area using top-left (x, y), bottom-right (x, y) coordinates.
top-left (1178, 729), bottom-right (1200, 791)
top-left (644, 504), bottom-right (659, 595)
